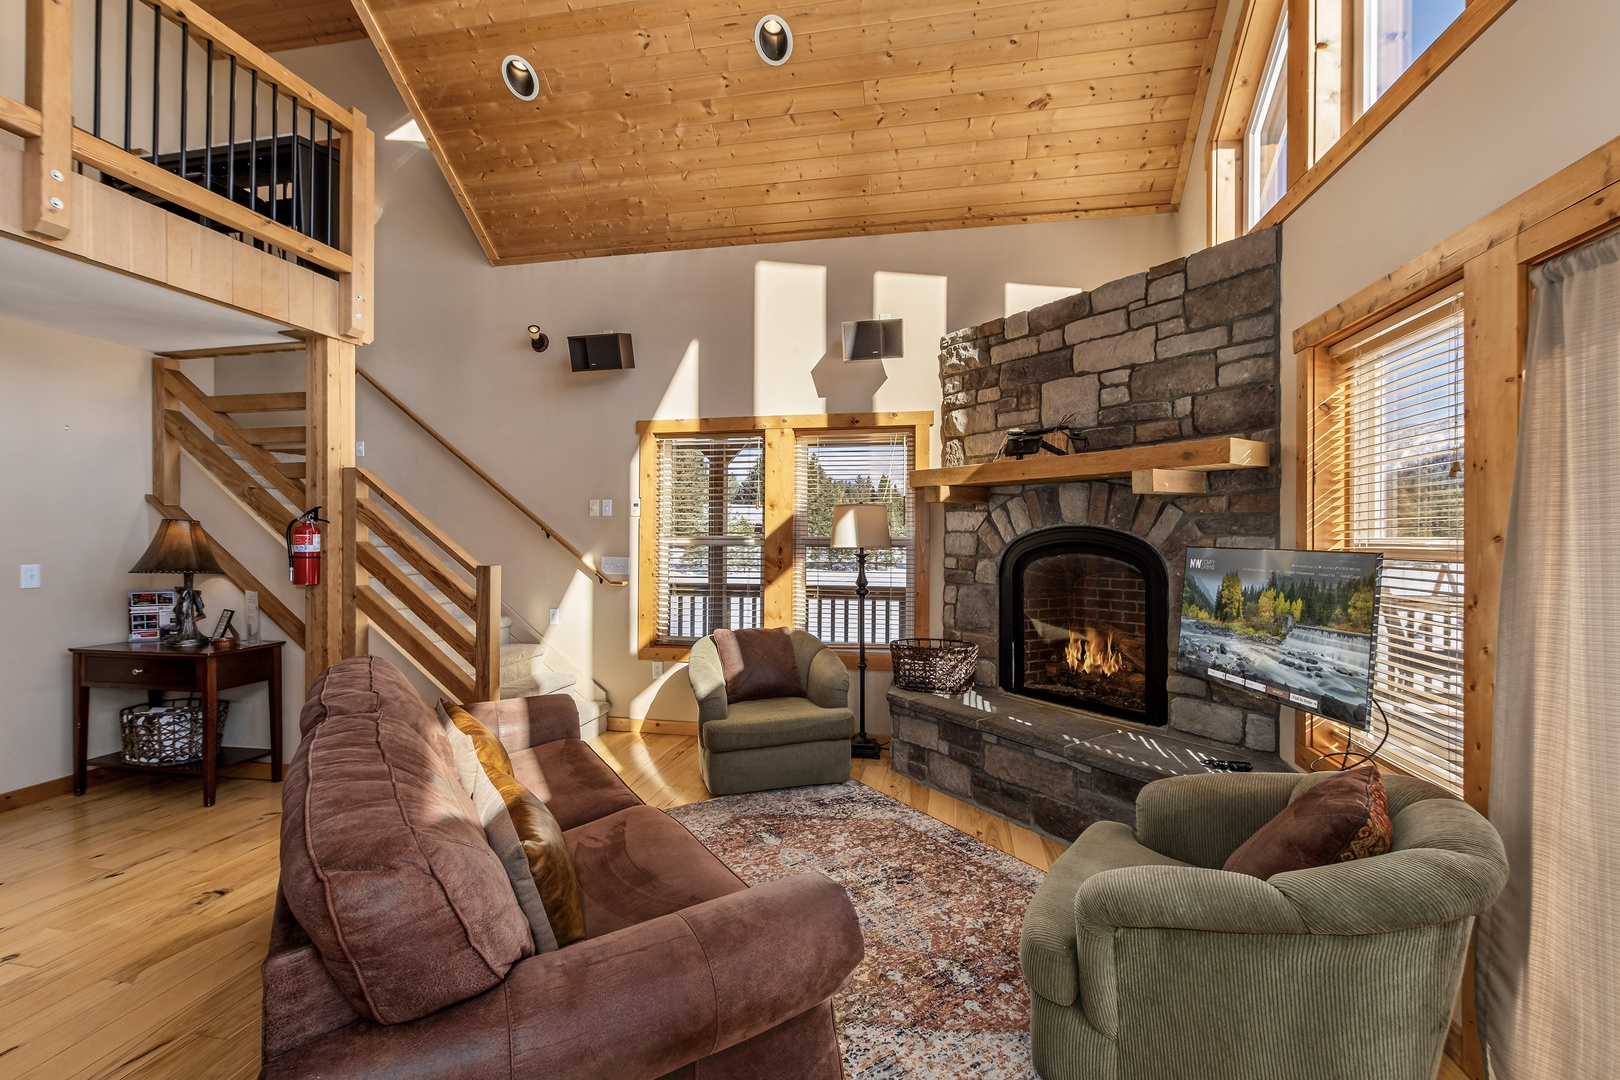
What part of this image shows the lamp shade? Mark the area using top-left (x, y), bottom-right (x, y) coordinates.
top-left (830, 503), bottom-right (893, 550)
top-left (129, 519), bottom-right (224, 575)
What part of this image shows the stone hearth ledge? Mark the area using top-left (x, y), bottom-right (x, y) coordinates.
top-left (887, 685), bottom-right (1289, 842)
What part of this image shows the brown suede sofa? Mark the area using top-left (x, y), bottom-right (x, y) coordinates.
top-left (260, 656), bottom-right (865, 1079)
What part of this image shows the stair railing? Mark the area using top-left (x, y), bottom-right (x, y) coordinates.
top-left (356, 366), bottom-right (627, 587)
top-left (344, 467), bottom-right (501, 703)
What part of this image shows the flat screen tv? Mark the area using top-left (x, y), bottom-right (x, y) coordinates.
top-left (1177, 547), bottom-right (1382, 730)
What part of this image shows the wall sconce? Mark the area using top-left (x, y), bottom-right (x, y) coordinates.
top-left (502, 55), bottom-right (540, 101)
top-left (842, 317), bottom-right (904, 361)
top-left (528, 325), bottom-right (550, 352)
top-left (755, 15), bottom-right (792, 65)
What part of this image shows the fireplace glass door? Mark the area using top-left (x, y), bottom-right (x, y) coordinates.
top-left (1000, 527), bottom-right (1168, 724)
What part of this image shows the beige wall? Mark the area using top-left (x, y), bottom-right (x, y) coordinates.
top-left (266, 41), bottom-right (1192, 730)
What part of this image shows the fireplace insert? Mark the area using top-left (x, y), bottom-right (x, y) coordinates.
top-left (999, 526), bottom-right (1168, 724)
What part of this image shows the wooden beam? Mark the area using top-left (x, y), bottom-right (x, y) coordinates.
top-left (1131, 468), bottom-right (1208, 494)
top-left (156, 342), bottom-right (306, 359)
top-left (912, 437), bottom-right (1270, 492)
top-left (761, 426), bottom-right (795, 628)
top-left (152, 358), bottom-right (181, 506)
top-left (207, 392), bottom-right (308, 413)
top-left (305, 337), bottom-right (356, 683)
top-left (72, 130), bottom-right (353, 275)
top-left (341, 467), bottom-right (369, 659)
top-left (637, 428), bottom-right (660, 656)
top-left (1285, 0), bottom-right (1311, 184)
top-left (937, 485), bottom-right (992, 504)
top-left (638, 411), bottom-right (935, 435)
top-left (23, 0), bottom-right (73, 238)
top-left (339, 110), bottom-right (374, 342)
top-left (146, 495), bottom-right (305, 648)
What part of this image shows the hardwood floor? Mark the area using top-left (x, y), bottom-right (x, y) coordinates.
top-left (0, 733), bottom-right (1464, 1079)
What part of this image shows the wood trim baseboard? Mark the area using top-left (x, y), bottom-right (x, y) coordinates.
top-left (0, 758), bottom-right (288, 815)
top-left (607, 716), bottom-right (699, 737)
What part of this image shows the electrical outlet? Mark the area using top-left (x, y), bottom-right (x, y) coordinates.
top-left (589, 499), bottom-right (601, 517)
top-left (549, 607), bottom-right (560, 625)
top-left (601, 499), bottom-right (613, 516)
top-left (356, 441), bottom-right (365, 457)
top-left (651, 661), bottom-right (664, 677)
top-left (19, 564), bottom-right (40, 589)
top-left (630, 497), bottom-right (642, 516)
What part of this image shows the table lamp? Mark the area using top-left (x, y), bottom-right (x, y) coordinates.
top-left (130, 518), bottom-right (224, 648)
top-left (830, 502), bottom-right (893, 760)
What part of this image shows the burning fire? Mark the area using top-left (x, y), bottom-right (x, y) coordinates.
top-left (1065, 627), bottom-right (1125, 677)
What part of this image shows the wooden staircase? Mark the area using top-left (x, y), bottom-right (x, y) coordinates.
top-left (150, 351), bottom-right (610, 728)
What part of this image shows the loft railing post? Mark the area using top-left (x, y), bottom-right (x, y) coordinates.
top-left (339, 107), bottom-right (374, 341)
top-left (23, 0), bottom-right (73, 238)
top-left (152, 356), bottom-right (181, 504)
top-left (474, 564), bottom-right (502, 702)
top-left (341, 466), bottom-right (369, 658)
top-left (305, 336), bottom-right (356, 687)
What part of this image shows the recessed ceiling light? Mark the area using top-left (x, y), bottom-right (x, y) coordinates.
top-left (501, 55), bottom-right (539, 101)
top-left (755, 14), bottom-right (792, 66)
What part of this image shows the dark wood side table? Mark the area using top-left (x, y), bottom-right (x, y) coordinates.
top-left (71, 640), bottom-right (284, 807)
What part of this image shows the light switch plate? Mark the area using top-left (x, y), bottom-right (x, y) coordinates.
top-left (601, 499), bottom-right (613, 516)
top-left (589, 499), bottom-right (601, 517)
top-left (356, 441), bottom-right (365, 457)
top-left (549, 607), bottom-right (560, 625)
top-left (600, 556), bottom-right (631, 575)
top-left (19, 564), bottom-right (40, 589)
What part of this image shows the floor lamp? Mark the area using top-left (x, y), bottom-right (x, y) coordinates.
top-left (830, 503), bottom-right (892, 760)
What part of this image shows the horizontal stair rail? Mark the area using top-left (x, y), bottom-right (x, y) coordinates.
top-left (357, 365), bottom-right (627, 587)
top-left (345, 467), bottom-right (502, 703)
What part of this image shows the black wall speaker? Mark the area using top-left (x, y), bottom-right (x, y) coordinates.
top-left (841, 318), bottom-right (903, 360)
top-left (567, 333), bottom-right (635, 372)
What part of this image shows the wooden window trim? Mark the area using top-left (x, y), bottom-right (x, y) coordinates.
top-left (636, 411), bottom-right (933, 662)
top-left (1294, 134), bottom-right (1620, 1080)
top-left (1212, 0), bottom-right (1517, 242)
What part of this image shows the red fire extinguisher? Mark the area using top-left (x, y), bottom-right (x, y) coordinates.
top-left (287, 507), bottom-right (327, 586)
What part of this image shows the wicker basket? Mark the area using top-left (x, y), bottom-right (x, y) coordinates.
top-left (119, 699), bottom-right (230, 765)
top-left (889, 638), bottom-right (979, 695)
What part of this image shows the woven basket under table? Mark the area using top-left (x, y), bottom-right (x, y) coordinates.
top-left (119, 700), bottom-right (231, 765)
top-left (889, 638), bottom-right (979, 695)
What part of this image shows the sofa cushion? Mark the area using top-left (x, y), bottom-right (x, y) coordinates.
top-left (443, 700), bottom-right (516, 778)
top-left (713, 627), bottom-right (805, 703)
top-left (566, 806), bottom-right (747, 938)
top-left (701, 698), bottom-right (855, 753)
top-left (483, 802), bottom-right (560, 953)
top-left (510, 739), bottom-right (642, 831)
top-left (1224, 763), bottom-right (1393, 880)
top-left (488, 767), bottom-right (587, 946)
top-left (280, 656), bottom-right (533, 1024)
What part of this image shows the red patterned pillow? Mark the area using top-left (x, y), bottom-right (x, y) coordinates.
top-left (712, 627), bottom-right (805, 703)
top-left (1223, 763), bottom-right (1393, 880)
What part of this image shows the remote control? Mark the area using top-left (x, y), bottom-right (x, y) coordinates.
top-left (1203, 759), bottom-right (1254, 772)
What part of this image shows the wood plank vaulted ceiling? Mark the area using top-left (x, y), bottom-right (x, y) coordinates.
top-left (211, 1), bottom-right (1229, 265)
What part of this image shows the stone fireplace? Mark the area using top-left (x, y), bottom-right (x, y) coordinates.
top-left (1000, 526), bottom-right (1167, 725)
top-left (888, 227), bottom-right (1291, 841)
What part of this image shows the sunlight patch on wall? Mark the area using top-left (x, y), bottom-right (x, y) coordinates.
top-left (1006, 282), bottom-right (1080, 318)
top-left (754, 261), bottom-right (827, 415)
top-left (872, 271), bottom-right (947, 428)
top-left (653, 338), bottom-right (700, 420)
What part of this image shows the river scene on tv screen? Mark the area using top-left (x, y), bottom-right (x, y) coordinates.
top-left (1177, 548), bottom-right (1381, 729)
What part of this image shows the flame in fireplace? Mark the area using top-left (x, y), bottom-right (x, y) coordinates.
top-left (1065, 627), bottom-right (1125, 677)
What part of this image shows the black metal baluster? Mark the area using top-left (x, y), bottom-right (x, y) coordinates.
top-left (151, 4), bottom-right (161, 160)
top-left (122, 0), bottom-right (132, 150)
top-left (205, 39), bottom-right (214, 195)
top-left (178, 24), bottom-right (188, 180)
top-left (290, 99), bottom-right (299, 235)
top-left (93, 0), bottom-right (103, 138)
top-left (306, 107), bottom-right (316, 240)
top-left (249, 71), bottom-right (258, 217)
top-left (270, 87), bottom-right (278, 232)
top-left (227, 57), bottom-right (236, 204)
top-left (324, 118), bottom-right (333, 246)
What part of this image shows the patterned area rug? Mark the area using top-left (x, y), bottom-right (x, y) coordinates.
top-left (667, 782), bottom-right (1045, 1079)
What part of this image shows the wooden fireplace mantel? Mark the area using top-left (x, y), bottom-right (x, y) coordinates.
top-left (910, 437), bottom-right (1270, 503)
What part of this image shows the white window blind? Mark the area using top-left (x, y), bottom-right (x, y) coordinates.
top-left (653, 434), bottom-right (764, 642)
top-left (793, 432), bottom-right (915, 647)
top-left (1329, 290), bottom-right (1465, 790)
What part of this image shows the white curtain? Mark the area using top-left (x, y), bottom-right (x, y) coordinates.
top-left (1475, 229), bottom-right (1620, 1079)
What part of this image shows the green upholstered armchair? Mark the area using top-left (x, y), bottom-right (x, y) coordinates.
top-left (687, 629), bottom-right (854, 796)
top-left (1020, 771), bottom-right (1508, 1080)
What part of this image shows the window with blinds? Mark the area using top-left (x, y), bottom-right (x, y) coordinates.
top-left (794, 432), bottom-right (915, 647)
top-left (652, 434), bottom-right (765, 642)
top-left (1328, 290), bottom-right (1465, 790)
